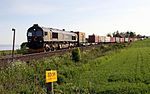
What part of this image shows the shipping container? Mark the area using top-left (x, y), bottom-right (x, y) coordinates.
top-left (99, 36), bottom-right (105, 43)
top-left (98, 36), bottom-right (101, 43)
top-left (120, 38), bottom-right (125, 43)
top-left (88, 34), bottom-right (99, 43)
top-left (116, 37), bottom-right (120, 43)
top-left (125, 38), bottom-right (129, 42)
top-left (105, 37), bottom-right (111, 43)
top-left (74, 32), bottom-right (86, 43)
top-left (110, 37), bottom-right (116, 43)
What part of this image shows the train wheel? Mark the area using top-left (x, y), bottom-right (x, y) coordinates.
top-left (44, 44), bottom-right (50, 52)
top-left (51, 47), bottom-right (55, 51)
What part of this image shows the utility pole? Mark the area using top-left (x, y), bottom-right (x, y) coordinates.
top-left (12, 28), bottom-right (16, 62)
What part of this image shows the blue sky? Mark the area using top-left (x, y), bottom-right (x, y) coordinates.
top-left (0, 0), bottom-right (150, 45)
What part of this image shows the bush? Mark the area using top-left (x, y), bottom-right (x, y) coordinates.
top-left (20, 42), bottom-right (27, 49)
top-left (16, 42), bottom-right (28, 54)
top-left (72, 48), bottom-right (81, 62)
top-left (57, 74), bottom-right (66, 85)
top-left (16, 47), bottom-right (28, 54)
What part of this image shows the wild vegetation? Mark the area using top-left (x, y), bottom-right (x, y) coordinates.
top-left (0, 50), bottom-right (18, 59)
top-left (0, 39), bottom-right (150, 93)
top-left (0, 50), bottom-right (12, 56)
top-left (71, 47), bottom-right (81, 62)
top-left (0, 42), bottom-right (27, 58)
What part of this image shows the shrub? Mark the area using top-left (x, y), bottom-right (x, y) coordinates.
top-left (20, 42), bottom-right (27, 49)
top-left (71, 48), bottom-right (81, 62)
top-left (57, 74), bottom-right (66, 85)
top-left (16, 42), bottom-right (28, 54)
top-left (16, 48), bottom-right (27, 54)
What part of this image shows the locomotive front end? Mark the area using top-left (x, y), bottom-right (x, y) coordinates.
top-left (27, 24), bottom-right (44, 52)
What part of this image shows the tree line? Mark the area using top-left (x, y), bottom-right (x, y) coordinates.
top-left (107, 30), bottom-right (145, 38)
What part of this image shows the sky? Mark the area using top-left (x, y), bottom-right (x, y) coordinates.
top-left (0, 0), bottom-right (150, 45)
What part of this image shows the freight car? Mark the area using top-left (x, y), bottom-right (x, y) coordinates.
top-left (74, 31), bottom-right (86, 46)
top-left (110, 37), bottom-right (116, 43)
top-left (120, 38), bottom-right (125, 43)
top-left (87, 34), bottom-right (136, 44)
top-left (88, 34), bottom-right (100, 44)
top-left (27, 24), bottom-right (85, 53)
top-left (27, 24), bottom-right (137, 53)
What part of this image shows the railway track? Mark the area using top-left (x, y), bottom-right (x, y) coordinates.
top-left (0, 45), bottom-right (100, 68)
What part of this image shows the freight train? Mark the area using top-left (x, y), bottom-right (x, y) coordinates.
top-left (26, 24), bottom-right (137, 53)
top-left (27, 24), bottom-right (85, 52)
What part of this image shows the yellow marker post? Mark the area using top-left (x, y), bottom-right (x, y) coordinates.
top-left (46, 70), bottom-right (57, 94)
top-left (46, 70), bottom-right (57, 83)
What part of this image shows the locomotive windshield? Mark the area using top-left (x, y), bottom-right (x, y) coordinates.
top-left (27, 30), bottom-right (43, 37)
top-left (28, 32), bottom-right (32, 36)
top-left (36, 31), bottom-right (43, 36)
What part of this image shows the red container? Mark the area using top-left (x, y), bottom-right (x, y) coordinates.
top-left (120, 38), bottom-right (125, 43)
top-left (110, 37), bottom-right (116, 43)
top-left (88, 34), bottom-right (99, 43)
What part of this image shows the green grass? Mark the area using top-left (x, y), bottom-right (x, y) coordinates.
top-left (0, 50), bottom-right (19, 58)
top-left (1, 39), bottom-right (150, 93)
top-left (63, 39), bottom-right (150, 93)
top-left (0, 50), bottom-right (12, 57)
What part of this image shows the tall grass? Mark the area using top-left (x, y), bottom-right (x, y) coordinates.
top-left (1, 40), bottom-right (150, 93)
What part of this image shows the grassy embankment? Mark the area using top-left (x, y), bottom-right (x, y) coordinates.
top-left (0, 50), bottom-right (13, 57)
top-left (1, 39), bottom-right (150, 93)
top-left (0, 42), bottom-right (28, 58)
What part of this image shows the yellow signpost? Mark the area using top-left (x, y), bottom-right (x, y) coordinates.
top-left (46, 70), bottom-right (57, 94)
top-left (46, 70), bottom-right (57, 83)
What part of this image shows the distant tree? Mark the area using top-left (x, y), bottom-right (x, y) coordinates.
top-left (112, 30), bottom-right (137, 38)
top-left (112, 32), bottom-right (116, 37)
top-left (113, 30), bottom-right (121, 37)
top-left (129, 31), bottom-right (136, 38)
top-left (116, 30), bottom-right (120, 37)
top-left (107, 33), bottom-right (112, 37)
top-left (120, 32), bottom-right (125, 38)
top-left (125, 31), bottom-right (130, 37)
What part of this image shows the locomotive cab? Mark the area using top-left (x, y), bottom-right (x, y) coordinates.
top-left (27, 24), bottom-right (44, 49)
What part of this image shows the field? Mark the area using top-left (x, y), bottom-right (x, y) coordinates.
top-left (0, 50), bottom-right (19, 59)
top-left (0, 39), bottom-right (150, 93)
top-left (65, 39), bottom-right (150, 93)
